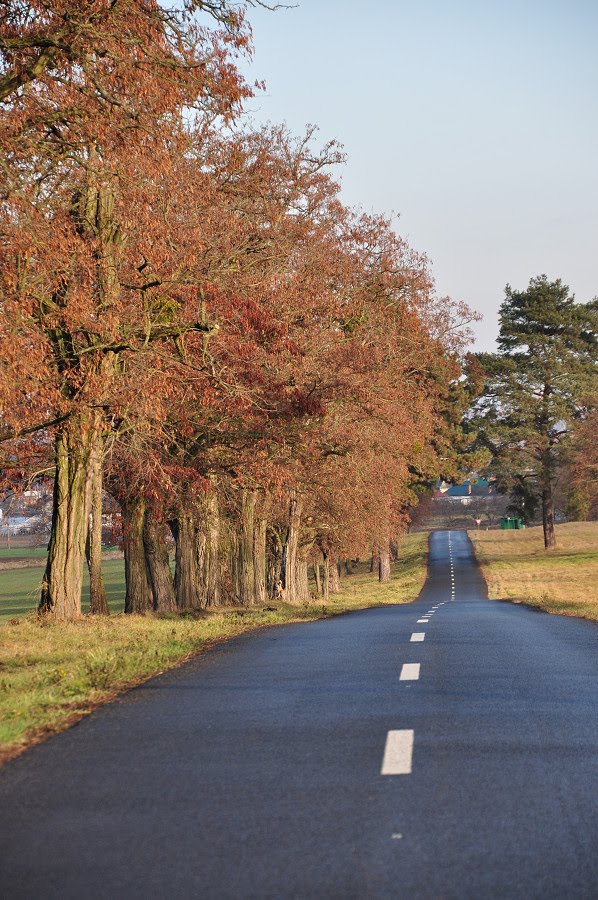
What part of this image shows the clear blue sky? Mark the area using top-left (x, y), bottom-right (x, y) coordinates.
top-left (240, 0), bottom-right (598, 350)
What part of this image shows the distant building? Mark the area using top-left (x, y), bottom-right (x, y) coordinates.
top-left (435, 478), bottom-right (496, 500)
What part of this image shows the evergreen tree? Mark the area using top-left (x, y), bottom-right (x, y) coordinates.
top-left (472, 276), bottom-right (597, 548)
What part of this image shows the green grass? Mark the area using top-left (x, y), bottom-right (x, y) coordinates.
top-left (469, 522), bottom-right (598, 621)
top-left (0, 547), bottom-right (48, 559)
top-left (0, 532), bottom-right (429, 761)
top-left (0, 559), bottom-right (127, 620)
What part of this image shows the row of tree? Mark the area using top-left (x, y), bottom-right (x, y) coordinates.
top-left (0, 1), bottom-right (475, 620)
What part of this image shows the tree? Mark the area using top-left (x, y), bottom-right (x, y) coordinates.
top-left (472, 276), bottom-right (598, 548)
top-left (0, 1), bottom-right (254, 620)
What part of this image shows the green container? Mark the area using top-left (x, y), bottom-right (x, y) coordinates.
top-left (500, 516), bottom-right (525, 530)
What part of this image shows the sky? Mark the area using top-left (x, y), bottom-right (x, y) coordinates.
top-left (239, 0), bottom-right (598, 350)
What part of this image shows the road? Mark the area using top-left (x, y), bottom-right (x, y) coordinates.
top-left (1, 530), bottom-right (597, 899)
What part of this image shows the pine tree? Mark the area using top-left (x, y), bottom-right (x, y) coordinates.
top-left (473, 276), bottom-right (597, 548)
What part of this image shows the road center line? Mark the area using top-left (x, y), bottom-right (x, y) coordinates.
top-left (417, 618), bottom-right (429, 623)
top-left (381, 730), bottom-right (414, 775)
top-left (400, 663), bottom-right (420, 681)
top-left (410, 632), bottom-right (425, 642)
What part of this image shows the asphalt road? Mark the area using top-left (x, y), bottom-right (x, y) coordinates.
top-left (1, 530), bottom-right (597, 899)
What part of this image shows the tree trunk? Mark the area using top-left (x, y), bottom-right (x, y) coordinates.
top-left (235, 491), bottom-right (256, 606)
top-left (369, 551), bottom-right (377, 573)
top-left (344, 559), bottom-right (354, 576)
top-left (171, 512), bottom-right (204, 611)
top-left (542, 486), bottom-right (557, 549)
top-left (282, 492), bottom-right (302, 603)
top-left (203, 492), bottom-right (220, 608)
top-left (329, 559), bottom-right (340, 594)
top-left (378, 543), bottom-right (391, 583)
top-left (266, 527), bottom-right (284, 601)
top-left (322, 553), bottom-right (330, 602)
top-left (253, 517), bottom-right (267, 606)
top-left (313, 562), bottom-right (322, 596)
top-left (86, 442), bottom-right (108, 615)
top-left (39, 421), bottom-right (97, 621)
top-left (123, 495), bottom-right (153, 614)
top-left (294, 551), bottom-right (310, 604)
top-left (143, 510), bottom-right (176, 613)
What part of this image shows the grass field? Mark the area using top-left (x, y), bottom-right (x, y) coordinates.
top-left (0, 545), bottom-right (124, 621)
top-left (0, 532), bottom-right (428, 762)
top-left (0, 547), bottom-right (48, 559)
top-left (469, 522), bottom-right (598, 620)
top-left (0, 558), bottom-right (127, 620)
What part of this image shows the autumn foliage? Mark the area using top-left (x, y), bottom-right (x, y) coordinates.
top-left (1, 1), bottom-right (475, 620)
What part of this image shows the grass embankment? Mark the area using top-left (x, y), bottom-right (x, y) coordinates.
top-left (0, 532), bottom-right (428, 762)
top-left (469, 522), bottom-right (598, 620)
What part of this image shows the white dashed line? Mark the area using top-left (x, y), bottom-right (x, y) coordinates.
top-left (381, 730), bottom-right (414, 775)
top-left (417, 618), bottom-right (429, 623)
top-left (410, 632), bottom-right (425, 642)
top-left (400, 663), bottom-right (420, 681)
top-left (399, 663), bottom-right (420, 681)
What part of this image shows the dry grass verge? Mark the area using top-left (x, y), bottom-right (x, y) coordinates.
top-left (469, 522), bottom-right (598, 621)
top-left (0, 532), bottom-right (428, 763)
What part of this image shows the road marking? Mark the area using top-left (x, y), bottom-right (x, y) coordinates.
top-left (400, 663), bottom-right (420, 680)
top-left (417, 618), bottom-right (429, 623)
top-left (381, 730), bottom-right (414, 775)
top-left (410, 632), bottom-right (425, 642)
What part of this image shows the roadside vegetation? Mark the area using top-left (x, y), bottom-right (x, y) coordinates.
top-left (0, 533), bottom-right (428, 762)
top-left (469, 522), bottom-right (598, 620)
